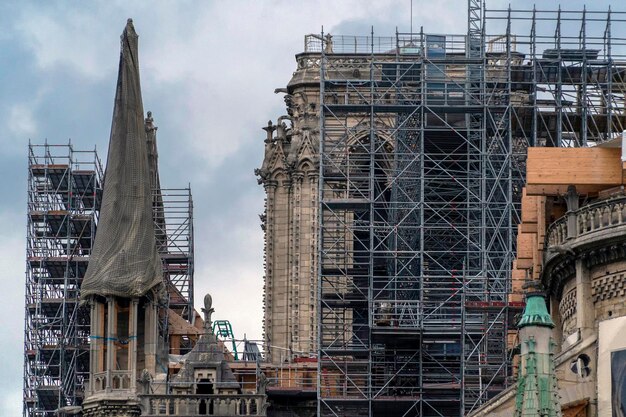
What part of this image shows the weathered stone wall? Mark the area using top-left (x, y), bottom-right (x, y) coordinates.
top-left (559, 281), bottom-right (577, 338)
top-left (550, 236), bottom-right (626, 344)
top-left (257, 80), bottom-right (321, 363)
top-left (591, 261), bottom-right (626, 323)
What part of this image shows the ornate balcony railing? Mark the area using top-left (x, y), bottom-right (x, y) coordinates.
top-left (141, 394), bottom-right (267, 416)
top-left (545, 196), bottom-right (626, 262)
top-left (89, 370), bottom-right (132, 394)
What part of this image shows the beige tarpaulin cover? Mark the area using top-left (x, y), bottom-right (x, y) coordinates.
top-left (81, 19), bottom-right (163, 299)
top-left (598, 316), bottom-right (626, 417)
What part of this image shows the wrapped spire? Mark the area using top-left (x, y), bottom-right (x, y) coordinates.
top-left (81, 19), bottom-right (163, 299)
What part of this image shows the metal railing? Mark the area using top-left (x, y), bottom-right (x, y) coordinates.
top-left (303, 33), bottom-right (517, 55)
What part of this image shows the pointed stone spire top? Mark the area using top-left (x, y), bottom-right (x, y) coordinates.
top-left (81, 19), bottom-right (163, 300)
top-left (124, 18), bottom-right (136, 35)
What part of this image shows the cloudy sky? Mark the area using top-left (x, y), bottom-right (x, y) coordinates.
top-left (0, 0), bottom-right (613, 415)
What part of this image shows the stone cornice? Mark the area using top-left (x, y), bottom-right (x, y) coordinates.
top-left (263, 180), bottom-right (278, 189)
top-left (542, 237), bottom-right (626, 299)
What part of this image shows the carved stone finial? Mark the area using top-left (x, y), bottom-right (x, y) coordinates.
top-left (202, 293), bottom-right (215, 332)
top-left (262, 120), bottom-right (277, 142)
top-left (204, 293), bottom-right (212, 311)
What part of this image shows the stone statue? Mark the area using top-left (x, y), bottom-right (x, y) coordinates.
top-left (324, 33), bottom-right (333, 53)
top-left (145, 110), bottom-right (157, 132)
top-left (138, 369), bottom-right (152, 395)
top-left (257, 372), bottom-right (268, 395)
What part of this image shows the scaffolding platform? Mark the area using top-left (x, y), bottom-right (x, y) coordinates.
top-left (28, 257), bottom-right (90, 282)
top-left (27, 298), bottom-right (79, 317)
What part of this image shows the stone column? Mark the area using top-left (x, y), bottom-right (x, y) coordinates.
top-left (281, 175), bottom-right (292, 362)
top-left (88, 300), bottom-right (100, 394)
top-left (308, 171), bottom-right (319, 355)
top-left (145, 300), bottom-right (158, 374)
top-left (268, 174), bottom-right (291, 363)
top-left (549, 294), bottom-right (562, 349)
top-left (129, 298), bottom-right (139, 392)
top-left (565, 185), bottom-right (579, 239)
top-left (290, 170), bottom-right (303, 356)
top-left (264, 180), bottom-right (277, 362)
top-left (575, 259), bottom-right (594, 340)
top-left (106, 297), bottom-right (116, 392)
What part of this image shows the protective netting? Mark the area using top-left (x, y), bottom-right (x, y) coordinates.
top-left (81, 19), bottom-right (163, 300)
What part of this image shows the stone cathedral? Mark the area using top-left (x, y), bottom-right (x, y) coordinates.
top-left (256, 79), bottom-right (321, 363)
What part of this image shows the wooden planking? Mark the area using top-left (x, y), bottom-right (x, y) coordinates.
top-left (516, 258), bottom-right (534, 269)
top-left (516, 227), bottom-right (535, 261)
top-left (526, 184), bottom-right (617, 195)
top-left (532, 237), bottom-right (541, 280)
top-left (521, 188), bottom-right (539, 224)
top-left (526, 147), bottom-right (622, 196)
top-left (511, 264), bottom-right (526, 293)
top-left (519, 222), bottom-right (538, 233)
top-left (537, 196), bottom-right (546, 240)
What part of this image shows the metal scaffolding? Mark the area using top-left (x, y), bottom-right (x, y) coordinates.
top-left (316, 3), bottom-right (626, 416)
top-left (157, 187), bottom-right (195, 323)
top-left (24, 143), bottom-right (103, 416)
top-left (23, 143), bottom-right (194, 416)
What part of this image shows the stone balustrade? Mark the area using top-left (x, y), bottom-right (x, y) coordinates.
top-left (545, 196), bottom-right (626, 262)
top-left (89, 370), bottom-right (132, 394)
top-left (141, 394), bottom-right (267, 416)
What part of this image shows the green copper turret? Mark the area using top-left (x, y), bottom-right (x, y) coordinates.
top-left (514, 286), bottom-right (562, 417)
top-left (518, 293), bottom-right (555, 329)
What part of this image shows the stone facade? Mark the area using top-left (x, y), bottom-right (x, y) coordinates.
top-left (591, 262), bottom-right (626, 321)
top-left (256, 51), bottom-right (395, 364)
top-left (558, 283), bottom-right (577, 338)
top-left (256, 74), bottom-right (321, 363)
top-left (82, 400), bottom-right (142, 417)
